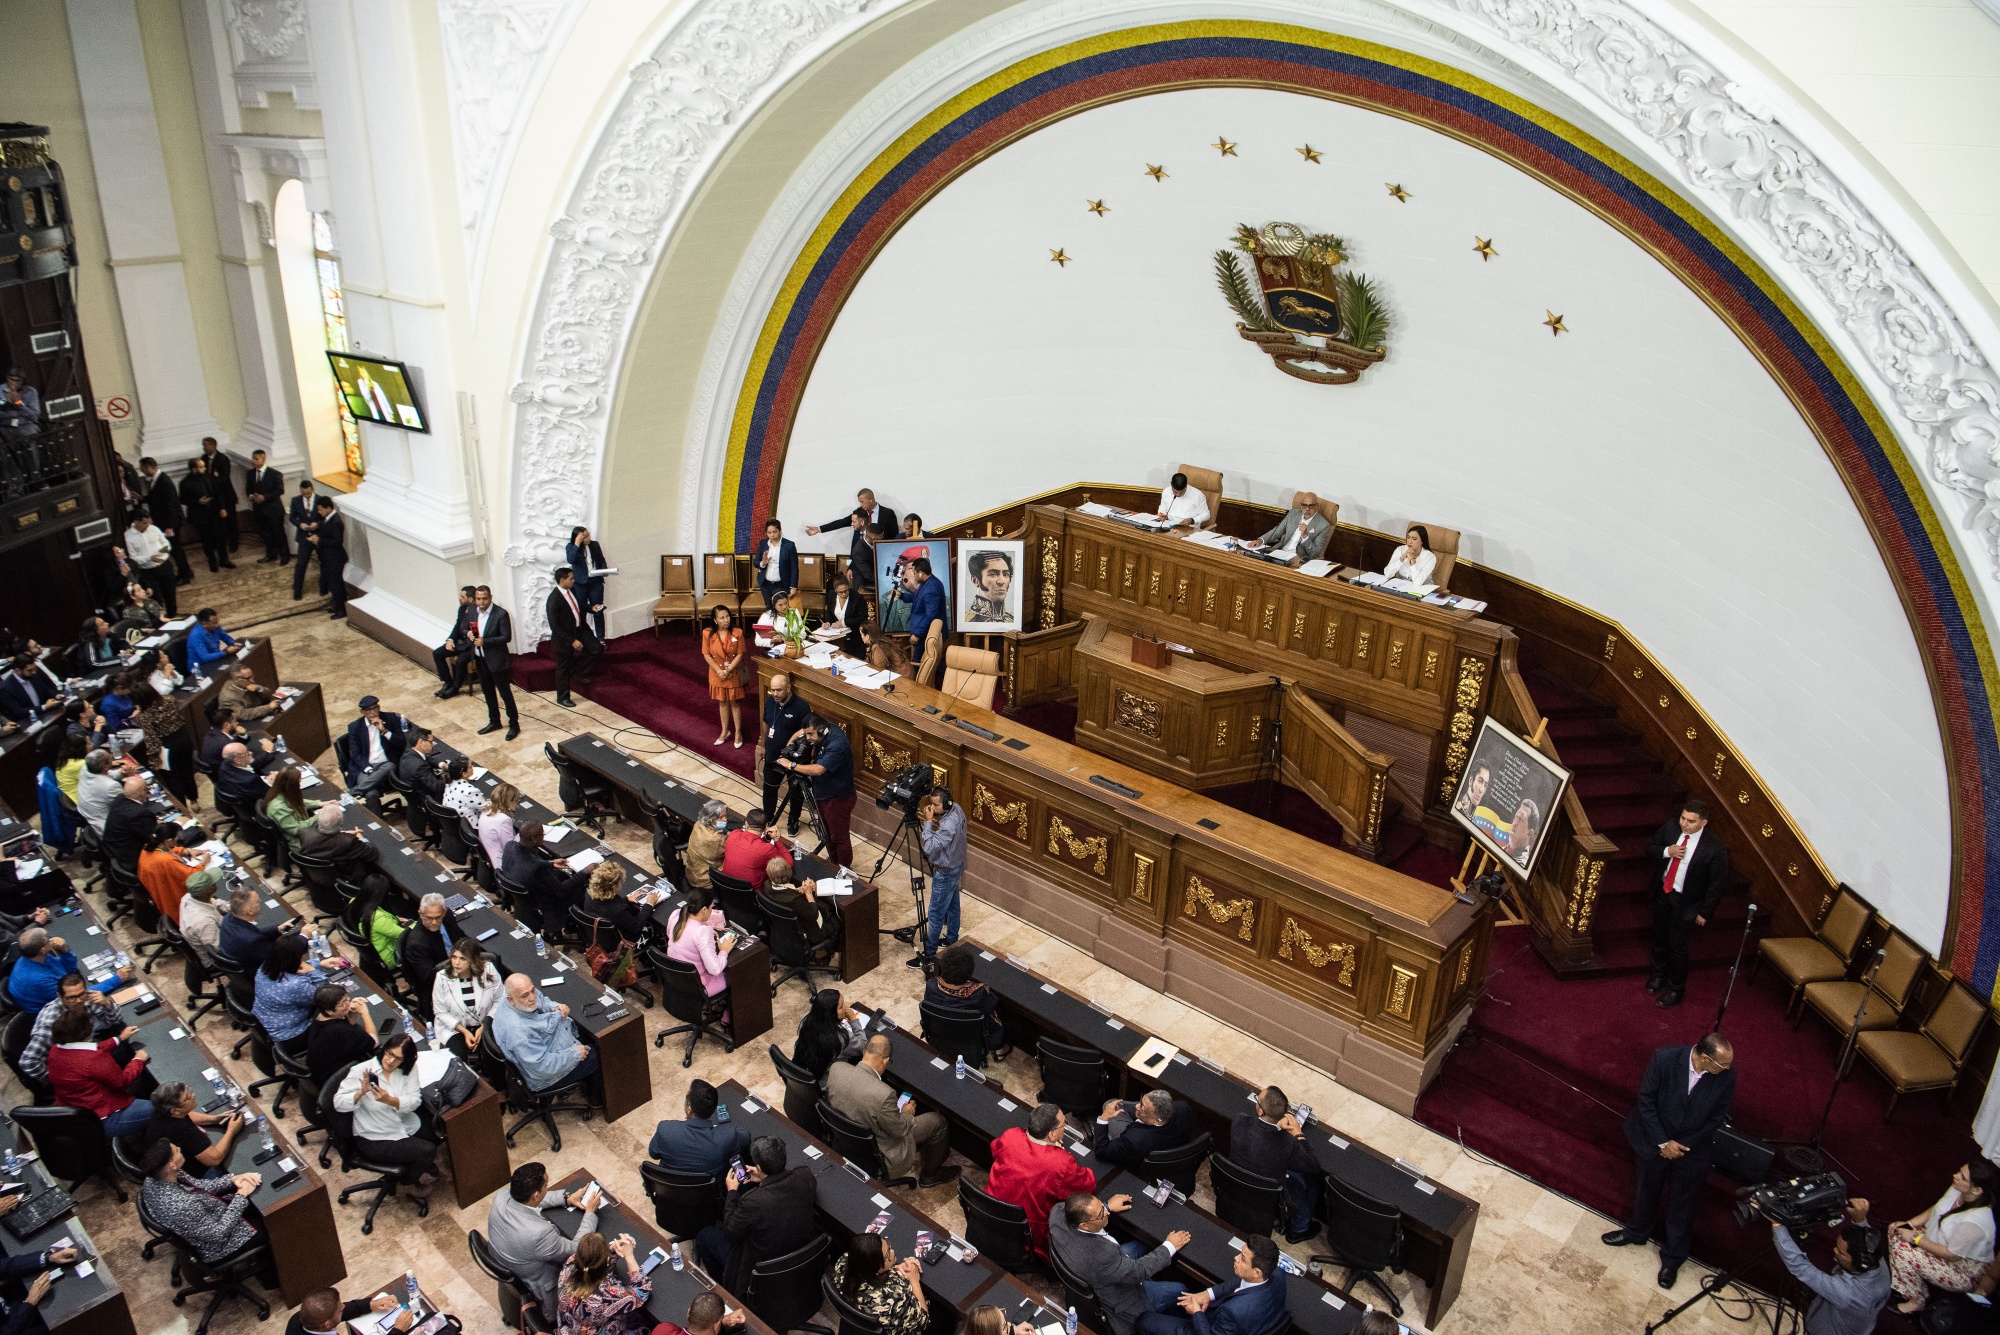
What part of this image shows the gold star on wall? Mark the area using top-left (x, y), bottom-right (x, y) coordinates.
top-left (1212, 137), bottom-right (1237, 157)
top-left (1144, 164), bottom-right (1168, 181)
top-left (1543, 310), bottom-right (1568, 335)
top-left (1386, 183), bottom-right (1410, 202)
top-left (1086, 199), bottom-right (1109, 216)
top-left (1296, 145), bottom-right (1323, 164)
top-left (1473, 237), bottom-right (1498, 261)
top-left (1049, 249), bottom-right (1071, 267)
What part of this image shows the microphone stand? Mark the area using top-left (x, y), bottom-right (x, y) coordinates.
top-left (1781, 947), bottom-right (1884, 1176)
top-left (1709, 902), bottom-right (1758, 1037)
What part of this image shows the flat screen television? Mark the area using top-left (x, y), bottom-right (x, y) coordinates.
top-left (325, 351), bottom-right (429, 433)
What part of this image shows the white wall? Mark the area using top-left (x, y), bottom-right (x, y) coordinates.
top-left (779, 86), bottom-right (1954, 949)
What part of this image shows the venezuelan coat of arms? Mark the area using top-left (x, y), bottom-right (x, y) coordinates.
top-left (1214, 221), bottom-right (1392, 385)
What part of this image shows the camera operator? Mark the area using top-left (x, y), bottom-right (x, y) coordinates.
top-left (777, 715), bottom-right (853, 868)
top-left (913, 790), bottom-right (965, 971)
top-left (762, 673), bottom-right (810, 836)
top-left (1768, 1197), bottom-right (1891, 1335)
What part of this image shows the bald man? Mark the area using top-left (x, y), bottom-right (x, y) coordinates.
top-left (215, 741), bottom-right (269, 806)
top-left (1250, 493), bottom-right (1332, 565)
top-left (101, 773), bottom-right (159, 875)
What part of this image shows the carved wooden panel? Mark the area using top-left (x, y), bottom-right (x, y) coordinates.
top-left (860, 729), bottom-right (913, 780)
top-left (1177, 868), bottom-right (1261, 949)
top-left (1044, 809), bottom-right (1113, 880)
top-left (1273, 909), bottom-right (1365, 993)
top-left (970, 778), bottom-right (1033, 844)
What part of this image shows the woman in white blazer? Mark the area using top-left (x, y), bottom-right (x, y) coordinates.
top-left (431, 938), bottom-right (505, 1060)
top-left (1383, 524), bottom-right (1438, 586)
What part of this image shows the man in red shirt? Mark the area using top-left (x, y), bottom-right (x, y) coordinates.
top-left (988, 1102), bottom-right (1096, 1260)
top-left (719, 809), bottom-right (792, 891)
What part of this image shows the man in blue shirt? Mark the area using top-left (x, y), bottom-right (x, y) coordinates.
top-left (914, 792), bottom-right (966, 969)
top-left (896, 557), bottom-right (947, 669)
top-left (777, 714), bottom-right (854, 868)
top-left (490, 974), bottom-right (599, 1100)
top-left (647, 1079), bottom-right (749, 1174)
top-left (1770, 1201), bottom-right (1891, 1335)
top-left (7, 927), bottom-right (131, 1010)
top-left (185, 608), bottom-right (238, 675)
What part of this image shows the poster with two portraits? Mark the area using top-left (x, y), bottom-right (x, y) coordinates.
top-left (870, 537), bottom-right (1024, 636)
top-left (1449, 717), bottom-right (1572, 879)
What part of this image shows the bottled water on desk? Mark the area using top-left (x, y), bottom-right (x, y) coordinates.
top-left (405, 1270), bottom-right (418, 1307)
top-left (534, 934), bottom-right (547, 959)
top-left (210, 1073), bottom-right (228, 1103)
top-left (257, 1117), bottom-right (275, 1157)
top-left (670, 1243), bottom-right (684, 1272)
top-left (1066, 1307), bottom-right (1078, 1335)
top-left (275, 735), bottom-right (287, 754)
top-left (4, 1146), bottom-right (19, 1177)
top-left (954, 1054), bottom-right (966, 1080)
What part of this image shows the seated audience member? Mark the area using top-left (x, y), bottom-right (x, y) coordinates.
top-left (988, 1103), bottom-right (1096, 1259)
top-left (286, 1286), bottom-right (413, 1335)
top-left (137, 824), bottom-right (205, 923)
top-left (924, 943), bottom-right (1007, 1059)
top-left (478, 781), bottom-right (520, 870)
top-left (664, 891), bottom-right (736, 1008)
top-left (488, 1164), bottom-right (606, 1327)
top-left (333, 1033), bottom-right (441, 1190)
top-left (1888, 1162), bottom-right (1999, 1312)
top-left (0, 653), bottom-right (61, 726)
top-left (217, 664), bottom-right (278, 722)
top-left (1135, 1235), bottom-right (1286, 1335)
top-left (100, 774), bottom-right (158, 873)
top-left (253, 933), bottom-right (326, 1057)
top-left (793, 988), bottom-right (867, 1085)
top-left (133, 1082), bottom-right (243, 1177)
top-left (135, 1139), bottom-right (263, 1262)
top-left (199, 707), bottom-right (239, 772)
top-left (761, 858), bottom-right (835, 953)
top-left (69, 616), bottom-right (119, 676)
top-left (682, 800), bottom-right (727, 891)
top-left (580, 861), bottom-right (650, 946)
top-left (432, 940), bottom-right (503, 1060)
top-left (184, 608), bottom-right (239, 675)
top-left (395, 727), bottom-right (444, 832)
top-left (823, 573), bottom-right (866, 656)
top-left (830, 1233), bottom-right (929, 1335)
top-left (1773, 1198), bottom-right (1892, 1335)
top-left (648, 1079), bottom-right (750, 1175)
top-left (1155, 472), bottom-right (1211, 528)
top-left (490, 974), bottom-right (598, 1096)
top-left (306, 982), bottom-right (378, 1087)
top-left (177, 877), bottom-right (225, 968)
top-left (340, 695), bottom-right (407, 812)
top-left (1095, 1088), bottom-right (1196, 1166)
top-left (719, 808), bottom-right (791, 890)
top-left (299, 804), bottom-right (392, 904)
top-left (1229, 1085), bottom-right (1322, 1242)
top-left (214, 742), bottom-right (269, 806)
top-left (655, 1290), bottom-right (748, 1335)
top-left (695, 1134), bottom-right (818, 1289)
top-left (75, 750), bottom-right (126, 833)
top-left (19, 972), bottom-right (127, 1086)
top-left (97, 674), bottom-right (138, 738)
top-left (262, 766), bottom-right (320, 854)
top-left (51, 734), bottom-right (87, 804)
top-left (558, 1232), bottom-right (652, 1335)
top-left (7, 927), bottom-right (129, 1010)
top-left (501, 822), bottom-right (591, 932)
top-left (1049, 1191), bottom-right (1191, 1335)
top-left (440, 755), bottom-right (483, 822)
top-left (398, 893), bottom-right (456, 1000)
top-left (46, 1006), bottom-right (154, 1138)
top-left (217, 884), bottom-right (282, 968)
top-left (826, 1034), bottom-right (957, 1187)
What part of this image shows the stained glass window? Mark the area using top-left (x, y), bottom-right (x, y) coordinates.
top-left (312, 212), bottom-right (363, 475)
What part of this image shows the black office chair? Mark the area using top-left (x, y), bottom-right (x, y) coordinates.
top-left (218, 978), bottom-right (261, 1060)
top-left (289, 848), bottom-right (346, 927)
top-left (495, 869), bottom-right (541, 934)
top-left (143, 1194), bottom-right (273, 1333)
top-left (318, 1062), bottom-right (431, 1234)
top-left (497, 1051), bottom-right (595, 1153)
top-left (469, 1228), bottom-right (542, 1333)
top-left (545, 743), bottom-right (616, 835)
top-left (240, 802), bottom-right (292, 880)
top-left (102, 858), bottom-right (146, 932)
top-left (416, 797), bottom-right (456, 858)
top-left (920, 1001), bottom-right (987, 1071)
top-left (123, 882), bottom-right (175, 971)
top-left (112, 1135), bottom-right (174, 1262)
top-left (193, 755), bottom-right (238, 836)
top-left (1035, 1038), bottom-right (1108, 1121)
top-left (768, 1045), bottom-right (824, 1135)
top-left (647, 946), bottom-right (732, 1067)
top-left (1049, 1240), bottom-right (1108, 1335)
top-left (2, 1012), bottom-right (48, 1105)
top-left (958, 1178), bottom-right (1034, 1272)
top-left (1142, 1131), bottom-right (1212, 1196)
top-left (815, 1100), bottom-right (890, 1182)
top-left (758, 892), bottom-right (837, 998)
top-left (822, 1273), bottom-right (886, 1335)
top-left (1311, 1174), bottom-right (1405, 1316)
top-left (570, 904), bottom-right (653, 1009)
top-left (1209, 1153), bottom-right (1284, 1240)
top-left (639, 1162), bottom-right (725, 1238)
top-left (11, 1104), bottom-right (125, 1201)
top-left (742, 1234), bottom-right (834, 1334)
top-left (172, 930), bottom-right (228, 1025)
top-left (244, 1026), bottom-right (301, 1111)
top-left (641, 793), bottom-right (691, 887)
top-left (69, 819), bottom-right (107, 894)
top-left (709, 870), bottom-right (765, 937)
top-left (452, 815), bottom-right (482, 876)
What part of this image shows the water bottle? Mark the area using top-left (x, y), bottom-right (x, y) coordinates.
top-left (275, 734), bottom-right (287, 754)
top-left (954, 1054), bottom-right (966, 1081)
top-left (534, 934), bottom-right (547, 959)
top-left (670, 1242), bottom-right (684, 1272)
top-left (257, 1116), bottom-right (275, 1157)
top-left (1066, 1306), bottom-right (1078, 1335)
top-left (4, 1145), bottom-right (19, 1177)
top-left (405, 1269), bottom-right (418, 1306)
top-left (114, 952), bottom-right (130, 970)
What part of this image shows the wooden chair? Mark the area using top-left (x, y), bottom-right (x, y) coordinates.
top-left (1800, 928), bottom-right (1926, 1041)
top-left (1404, 522), bottom-right (1462, 590)
top-left (1850, 977), bottom-right (1989, 1117)
top-left (916, 621), bottom-right (944, 688)
top-left (940, 646), bottom-right (1000, 711)
top-left (1755, 886), bottom-right (1873, 1017)
top-left (653, 555), bottom-right (697, 635)
top-left (1177, 464), bottom-right (1223, 529)
top-left (696, 554), bottom-right (742, 624)
top-left (739, 555), bottom-right (768, 622)
top-left (798, 552), bottom-right (825, 596)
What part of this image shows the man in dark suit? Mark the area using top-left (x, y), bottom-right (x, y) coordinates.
top-left (1094, 1088), bottom-right (1196, 1166)
top-left (310, 496), bottom-right (347, 618)
top-left (243, 450), bottom-right (287, 563)
top-left (288, 481), bottom-right (318, 597)
top-left (468, 586), bottom-right (519, 740)
top-left (396, 729), bottom-right (443, 837)
top-left (0, 1236), bottom-right (79, 1334)
top-left (140, 456), bottom-right (193, 584)
top-left (341, 697), bottom-right (407, 812)
top-left (695, 1134), bottom-right (818, 1291)
top-left (1229, 1085), bottom-right (1323, 1241)
top-left (806, 487), bottom-right (896, 579)
top-left (544, 566), bottom-right (601, 709)
top-left (432, 586), bottom-right (477, 698)
top-left (0, 656), bottom-right (60, 726)
top-left (1049, 1191), bottom-right (1191, 1335)
top-left (1644, 800), bottom-right (1730, 1008)
top-left (501, 823), bottom-right (590, 932)
top-left (100, 775), bottom-right (158, 875)
top-left (199, 437), bottom-right (239, 554)
top-left (299, 806), bottom-right (392, 905)
top-left (751, 520), bottom-right (799, 611)
top-left (215, 743), bottom-right (269, 807)
top-left (647, 1079), bottom-right (750, 1175)
top-left (1137, 1233), bottom-right (1286, 1335)
top-left (1602, 1034), bottom-right (1738, 1288)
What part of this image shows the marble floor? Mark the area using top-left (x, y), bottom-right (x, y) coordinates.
top-left (43, 557), bottom-right (1765, 1335)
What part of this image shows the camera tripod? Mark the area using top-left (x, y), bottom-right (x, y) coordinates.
top-left (871, 806), bottom-right (931, 952)
top-left (777, 770), bottom-right (830, 860)
top-left (1646, 1232), bottom-right (1798, 1335)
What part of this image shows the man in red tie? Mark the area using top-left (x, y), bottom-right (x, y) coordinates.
top-left (1644, 800), bottom-right (1729, 1009)
top-left (544, 566), bottom-right (603, 709)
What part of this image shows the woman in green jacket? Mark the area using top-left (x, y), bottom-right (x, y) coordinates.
top-left (261, 765), bottom-right (321, 853)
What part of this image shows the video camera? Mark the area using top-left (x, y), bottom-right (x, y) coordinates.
top-left (1733, 1172), bottom-right (1849, 1241)
top-left (780, 729), bottom-right (818, 765)
top-left (876, 762), bottom-right (936, 818)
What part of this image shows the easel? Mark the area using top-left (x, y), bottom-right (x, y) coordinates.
top-left (1448, 718), bottom-right (1547, 927)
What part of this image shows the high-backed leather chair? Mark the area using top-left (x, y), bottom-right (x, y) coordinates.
top-left (1851, 978), bottom-right (1988, 1118)
top-left (1800, 928), bottom-right (1926, 1042)
top-left (1176, 463), bottom-right (1223, 529)
top-left (1284, 490), bottom-right (1340, 546)
top-left (1405, 522), bottom-right (1461, 590)
top-left (739, 555), bottom-right (768, 621)
top-left (653, 555), bottom-right (697, 635)
top-left (916, 621), bottom-right (945, 688)
top-left (696, 554), bottom-right (742, 624)
top-left (939, 646), bottom-right (999, 710)
top-left (798, 552), bottom-right (825, 595)
top-left (1754, 886), bottom-right (1873, 1018)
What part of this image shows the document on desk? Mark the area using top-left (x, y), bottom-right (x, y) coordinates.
top-left (816, 876), bottom-right (855, 897)
top-left (1077, 502), bottom-right (1116, 517)
top-left (566, 848), bottom-right (606, 872)
top-left (1297, 559), bottom-right (1338, 578)
top-left (1127, 1035), bottom-right (1180, 1076)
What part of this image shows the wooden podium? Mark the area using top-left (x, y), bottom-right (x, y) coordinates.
top-left (1072, 620), bottom-right (1277, 790)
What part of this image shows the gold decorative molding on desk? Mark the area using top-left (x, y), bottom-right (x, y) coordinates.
top-left (1047, 813), bottom-right (1109, 875)
top-left (1278, 916), bottom-right (1357, 985)
top-left (1182, 874), bottom-right (1256, 941)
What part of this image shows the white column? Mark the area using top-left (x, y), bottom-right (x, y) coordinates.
top-left (64, 0), bottom-right (227, 462)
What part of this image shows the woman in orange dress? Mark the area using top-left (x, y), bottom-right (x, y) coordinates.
top-left (703, 605), bottom-right (746, 747)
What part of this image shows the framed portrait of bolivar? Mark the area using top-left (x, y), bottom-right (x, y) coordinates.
top-left (955, 541), bottom-right (1023, 634)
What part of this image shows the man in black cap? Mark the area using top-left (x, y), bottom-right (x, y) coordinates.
top-left (340, 696), bottom-right (407, 813)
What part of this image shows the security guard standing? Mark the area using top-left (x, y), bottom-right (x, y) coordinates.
top-left (762, 673), bottom-right (811, 834)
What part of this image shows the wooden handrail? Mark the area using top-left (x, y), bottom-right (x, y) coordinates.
top-left (1279, 684), bottom-right (1397, 859)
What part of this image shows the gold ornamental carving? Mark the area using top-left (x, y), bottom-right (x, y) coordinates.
top-left (1182, 876), bottom-right (1256, 941)
top-left (1148, 569), bottom-right (1160, 596)
top-left (1388, 640), bottom-right (1405, 672)
top-left (1175, 575), bottom-right (1189, 605)
top-left (1603, 634), bottom-right (1618, 659)
top-left (1233, 594), bottom-right (1245, 622)
top-left (1291, 611), bottom-right (1306, 642)
top-left (1712, 751), bottom-right (1726, 780)
top-left (1048, 814), bottom-right (1110, 875)
top-left (1737, 790), bottom-right (1750, 805)
top-left (1355, 629), bottom-right (1372, 661)
top-left (1278, 917), bottom-right (1357, 986)
top-left (1098, 554), bottom-right (1109, 582)
top-left (1438, 655), bottom-right (1487, 801)
top-left (1039, 535), bottom-right (1060, 630)
top-left (1385, 964), bottom-right (1421, 1020)
top-left (1322, 621), bottom-right (1338, 653)
top-left (1365, 771), bottom-right (1387, 844)
top-left (1248, 714), bottom-right (1261, 743)
top-left (1564, 855), bottom-right (1606, 931)
top-left (1214, 718), bottom-right (1229, 751)
top-left (1760, 824), bottom-right (1773, 838)
top-left (1455, 942), bottom-right (1474, 990)
top-left (1423, 649), bottom-right (1438, 678)
top-left (972, 782), bottom-right (1029, 842)
top-left (1131, 853), bottom-right (1156, 903)
top-left (1658, 694), bottom-right (1670, 709)
top-left (1072, 547), bottom-right (1084, 576)
top-left (1203, 584), bottom-right (1216, 613)
top-left (863, 734), bottom-right (911, 775)
top-left (1261, 602), bottom-right (1275, 631)
top-left (1113, 690), bottom-right (1162, 740)
top-left (1123, 557), bottom-right (1135, 590)
top-left (1631, 666), bottom-right (1644, 680)
top-left (1685, 728), bottom-right (1698, 741)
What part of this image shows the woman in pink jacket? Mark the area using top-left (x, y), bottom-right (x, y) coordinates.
top-left (664, 889), bottom-right (737, 1007)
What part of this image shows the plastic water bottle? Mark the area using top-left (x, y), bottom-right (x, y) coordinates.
top-left (275, 734), bottom-right (287, 754)
top-left (257, 1116), bottom-right (275, 1157)
top-left (670, 1242), bottom-right (684, 1272)
top-left (1066, 1306), bottom-right (1078, 1335)
top-left (954, 1054), bottom-right (966, 1080)
top-left (4, 1144), bottom-right (19, 1177)
top-left (405, 1269), bottom-right (418, 1306)
top-left (534, 934), bottom-right (547, 959)
top-left (210, 1073), bottom-right (228, 1102)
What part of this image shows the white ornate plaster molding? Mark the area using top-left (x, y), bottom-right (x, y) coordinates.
top-left (437, 0), bottom-right (576, 292)
top-left (223, 0), bottom-right (316, 108)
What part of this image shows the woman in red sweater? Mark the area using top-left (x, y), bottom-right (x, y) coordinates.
top-left (46, 1006), bottom-right (153, 1138)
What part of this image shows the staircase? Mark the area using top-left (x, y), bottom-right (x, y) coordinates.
top-left (1522, 667), bottom-right (1754, 976)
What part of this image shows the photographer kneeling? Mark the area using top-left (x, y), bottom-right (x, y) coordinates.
top-left (913, 790), bottom-right (965, 971)
top-left (777, 715), bottom-right (853, 868)
top-left (1769, 1197), bottom-right (1891, 1335)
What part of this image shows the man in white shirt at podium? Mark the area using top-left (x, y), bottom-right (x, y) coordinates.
top-left (1154, 472), bottom-right (1210, 528)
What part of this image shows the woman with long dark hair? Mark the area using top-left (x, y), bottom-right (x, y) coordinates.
top-left (830, 1233), bottom-right (928, 1335)
top-left (792, 988), bottom-right (866, 1084)
top-left (565, 525), bottom-right (609, 641)
top-left (1888, 1159), bottom-right (1999, 1311)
